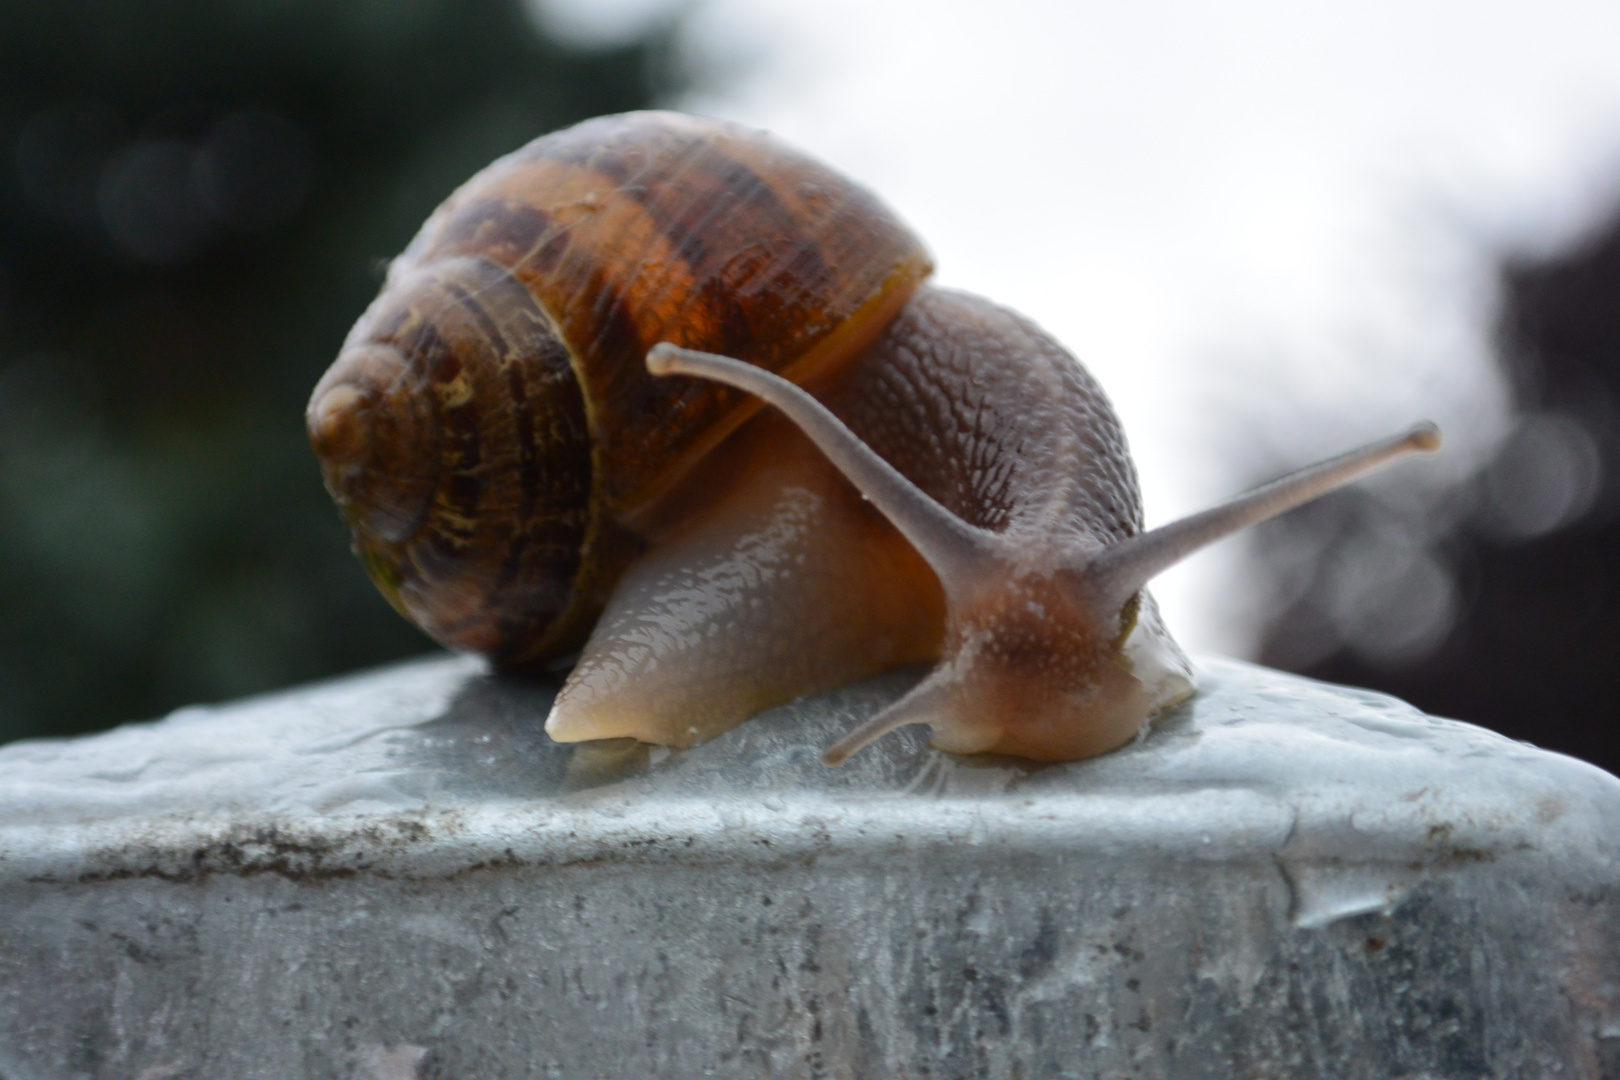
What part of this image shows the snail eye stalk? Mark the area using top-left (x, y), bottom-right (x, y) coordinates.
top-left (647, 343), bottom-right (999, 590)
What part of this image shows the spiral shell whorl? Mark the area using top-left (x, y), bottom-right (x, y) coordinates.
top-left (308, 342), bottom-right (438, 547)
top-left (313, 256), bottom-right (593, 661)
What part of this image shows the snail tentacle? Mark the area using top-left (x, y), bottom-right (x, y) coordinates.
top-left (647, 343), bottom-right (1001, 592)
top-left (820, 667), bottom-right (956, 767)
top-left (1083, 422), bottom-right (1442, 613)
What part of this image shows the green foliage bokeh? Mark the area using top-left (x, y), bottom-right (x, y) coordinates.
top-left (0, 0), bottom-right (678, 743)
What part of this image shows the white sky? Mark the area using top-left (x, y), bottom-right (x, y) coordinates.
top-left (532, 0), bottom-right (1620, 654)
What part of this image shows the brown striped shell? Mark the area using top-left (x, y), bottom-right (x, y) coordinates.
top-left (307, 112), bottom-right (932, 665)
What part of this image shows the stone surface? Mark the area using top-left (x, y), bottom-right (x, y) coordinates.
top-left (0, 655), bottom-right (1617, 1079)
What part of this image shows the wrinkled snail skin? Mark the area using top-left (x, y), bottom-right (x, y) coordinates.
top-left (308, 110), bottom-right (1441, 765)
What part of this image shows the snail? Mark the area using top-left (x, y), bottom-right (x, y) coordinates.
top-left (307, 111), bottom-right (1439, 765)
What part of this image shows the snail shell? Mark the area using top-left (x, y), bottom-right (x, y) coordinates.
top-left (309, 111), bottom-right (1438, 763)
top-left (309, 112), bottom-right (928, 663)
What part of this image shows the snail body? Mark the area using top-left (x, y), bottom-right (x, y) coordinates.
top-left (309, 111), bottom-right (1438, 764)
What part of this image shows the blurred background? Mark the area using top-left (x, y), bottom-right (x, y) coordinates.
top-left (2, 0), bottom-right (1618, 775)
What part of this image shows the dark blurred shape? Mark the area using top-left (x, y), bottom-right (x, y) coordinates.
top-left (99, 137), bottom-right (213, 262)
top-left (0, 0), bottom-right (679, 743)
top-left (14, 102), bottom-right (128, 231)
top-left (1256, 199), bottom-right (1620, 776)
top-left (196, 112), bottom-right (314, 233)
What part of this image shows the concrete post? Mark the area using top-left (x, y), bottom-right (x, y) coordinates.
top-left (1, 656), bottom-right (1617, 1078)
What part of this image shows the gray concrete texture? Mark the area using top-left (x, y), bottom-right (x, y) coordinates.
top-left (0, 655), bottom-right (1617, 1079)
